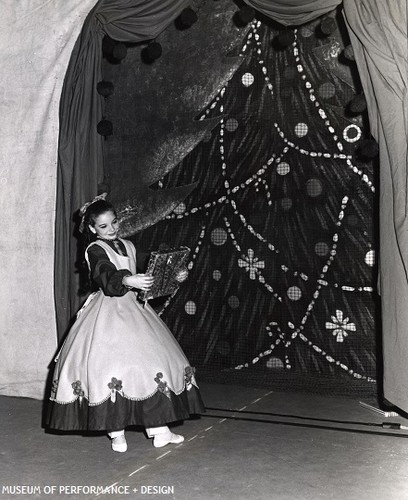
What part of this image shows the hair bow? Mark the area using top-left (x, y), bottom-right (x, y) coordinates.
top-left (78, 192), bottom-right (108, 232)
top-left (79, 192), bottom-right (108, 216)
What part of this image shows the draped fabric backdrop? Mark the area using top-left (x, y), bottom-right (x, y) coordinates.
top-left (55, 0), bottom-right (190, 340)
top-left (343, 0), bottom-right (408, 411)
top-left (0, 0), bottom-right (97, 399)
top-left (0, 0), bottom-right (406, 408)
top-left (243, 0), bottom-right (342, 26)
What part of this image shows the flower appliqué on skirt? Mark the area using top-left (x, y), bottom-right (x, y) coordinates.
top-left (72, 380), bottom-right (85, 403)
top-left (108, 377), bottom-right (123, 403)
top-left (154, 372), bottom-right (171, 399)
top-left (184, 366), bottom-right (195, 391)
top-left (51, 379), bottom-right (59, 398)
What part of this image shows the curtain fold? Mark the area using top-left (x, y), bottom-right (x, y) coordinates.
top-left (243, 0), bottom-right (342, 26)
top-left (343, 0), bottom-right (408, 412)
top-left (55, 0), bottom-right (190, 340)
top-left (96, 0), bottom-right (190, 40)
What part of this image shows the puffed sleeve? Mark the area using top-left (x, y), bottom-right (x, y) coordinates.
top-left (87, 244), bottom-right (132, 297)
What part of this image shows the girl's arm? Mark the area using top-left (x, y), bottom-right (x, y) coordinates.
top-left (122, 273), bottom-right (154, 291)
top-left (87, 245), bottom-right (132, 296)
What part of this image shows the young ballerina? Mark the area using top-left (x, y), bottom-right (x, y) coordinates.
top-left (47, 194), bottom-right (204, 452)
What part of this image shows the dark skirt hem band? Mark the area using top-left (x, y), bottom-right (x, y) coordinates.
top-left (46, 386), bottom-right (205, 432)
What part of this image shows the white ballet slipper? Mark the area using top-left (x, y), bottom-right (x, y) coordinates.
top-left (108, 430), bottom-right (127, 453)
top-left (153, 432), bottom-right (184, 448)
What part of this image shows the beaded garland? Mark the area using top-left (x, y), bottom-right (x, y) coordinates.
top-left (152, 19), bottom-right (376, 381)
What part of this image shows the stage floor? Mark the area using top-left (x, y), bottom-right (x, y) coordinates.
top-left (1, 383), bottom-right (408, 499)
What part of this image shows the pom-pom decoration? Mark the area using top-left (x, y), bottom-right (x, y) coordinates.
top-left (348, 94), bottom-right (367, 114)
top-left (357, 139), bottom-right (379, 160)
top-left (234, 6), bottom-right (256, 27)
top-left (96, 81), bottom-right (114, 98)
top-left (319, 16), bottom-right (337, 36)
top-left (102, 35), bottom-right (127, 62)
top-left (275, 30), bottom-right (296, 48)
top-left (112, 43), bottom-right (127, 61)
top-left (177, 7), bottom-right (198, 29)
top-left (97, 119), bottom-right (113, 137)
top-left (102, 35), bottom-right (115, 55)
top-left (142, 42), bottom-right (163, 63)
top-left (343, 44), bottom-right (355, 61)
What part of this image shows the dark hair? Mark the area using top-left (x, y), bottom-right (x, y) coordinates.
top-left (76, 199), bottom-right (117, 295)
top-left (82, 199), bottom-right (117, 248)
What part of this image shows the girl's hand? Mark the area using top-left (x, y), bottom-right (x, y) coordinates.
top-left (124, 274), bottom-right (154, 291)
top-left (175, 269), bottom-right (189, 283)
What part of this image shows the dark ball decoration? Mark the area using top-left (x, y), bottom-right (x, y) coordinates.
top-left (143, 42), bottom-right (162, 62)
top-left (348, 94), bottom-right (367, 114)
top-left (319, 16), bottom-right (337, 36)
top-left (177, 7), bottom-right (198, 29)
top-left (357, 139), bottom-right (379, 160)
top-left (96, 81), bottom-right (114, 98)
top-left (102, 35), bottom-right (115, 55)
top-left (275, 30), bottom-right (296, 48)
top-left (343, 44), bottom-right (355, 61)
top-left (112, 42), bottom-right (127, 61)
top-left (234, 6), bottom-right (256, 26)
top-left (102, 35), bottom-right (127, 62)
top-left (97, 119), bottom-right (113, 137)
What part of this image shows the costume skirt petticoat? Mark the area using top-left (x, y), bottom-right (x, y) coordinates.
top-left (46, 289), bottom-right (204, 431)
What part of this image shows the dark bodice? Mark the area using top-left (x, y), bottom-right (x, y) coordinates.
top-left (87, 240), bottom-right (131, 297)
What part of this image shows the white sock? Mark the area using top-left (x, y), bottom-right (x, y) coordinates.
top-left (146, 426), bottom-right (170, 438)
top-left (108, 430), bottom-right (125, 439)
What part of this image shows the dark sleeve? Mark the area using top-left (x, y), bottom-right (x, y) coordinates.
top-left (87, 244), bottom-right (132, 297)
top-left (136, 250), bottom-right (150, 273)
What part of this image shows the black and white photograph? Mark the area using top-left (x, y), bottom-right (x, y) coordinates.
top-left (0, 0), bottom-right (407, 499)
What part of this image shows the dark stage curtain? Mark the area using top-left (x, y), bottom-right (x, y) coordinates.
top-left (243, 0), bottom-right (343, 26)
top-left (343, 0), bottom-right (408, 412)
top-left (54, 0), bottom-right (189, 340)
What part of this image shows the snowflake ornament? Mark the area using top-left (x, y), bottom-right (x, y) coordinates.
top-left (238, 249), bottom-right (265, 279)
top-left (325, 309), bottom-right (356, 342)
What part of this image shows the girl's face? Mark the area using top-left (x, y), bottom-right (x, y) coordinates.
top-left (89, 210), bottom-right (119, 240)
